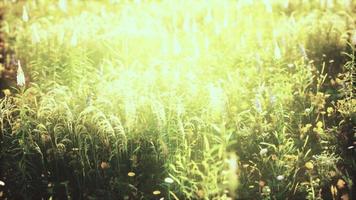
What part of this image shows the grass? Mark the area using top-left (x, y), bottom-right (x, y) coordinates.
top-left (0, 0), bottom-right (355, 199)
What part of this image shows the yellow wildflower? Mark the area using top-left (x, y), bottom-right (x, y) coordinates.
top-left (330, 185), bottom-right (338, 197)
top-left (305, 162), bottom-right (314, 170)
top-left (301, 124), bottom-right (312, 134)
top-left (336, 179), bottom-right (346, 189)
top-left (2, 89), bottom-right (11, 96)
top-left (327, 107), bottom-right (334, 116)
top-left (196, 190), bottom-right (205, 198)
top-left (153, 190), bottom-right (161, 195)
top-left (127, 172), bottom-right (135, 177)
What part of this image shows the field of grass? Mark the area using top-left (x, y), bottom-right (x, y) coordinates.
top-left (0, 0), bottom-right (355, 199)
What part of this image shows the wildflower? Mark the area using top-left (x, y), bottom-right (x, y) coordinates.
top-left (173, 35), bottom-right (181, 55)
top-left (183, 15), bottom-right (190, 33)
top-left (271, 154), bottom-right (277, 161)
top-left (327, 107), bottom-right (334, 116)
top-left (0, 180), bottom-right (5, 186)
top-left (259, 180), bottom-right (265, 187)
top-left (58, 0), bottom-right (67, 12)
top-left (316, 121), bottom-right (323, 128)
top-left (152, 190), bottom-right (161, 195)
top-left (41, 134), bottom-right (51, 144)
top-left (270, 95), bottom-right (277, 104)
top-left (351, 32), bottom-right (356, 46)
top-left (128, 172), bottom-right (135, 177)
top-left (329, 171), bottom-right (336, 177)
top-left (301, 124), bottom-right (312, 134)
top-left (284, 155), bottom-right (298, 161)
top-left (276, 175), bottom-right (284, 181)
top-left (341, 194), bottom-right (350, 200)
top-left (100, 161), bottom-right (110, 170)
top-left (204, 8), bottom-right (212, 24)
top-left (305, 108), bottom-right (311, 113)
top-left (231, 106), bottom-right (238, 113)
top-left (336, 179), bottom-right (346, 189)
top-left (298, 44), bottom-right (308, 59)
top-left (70, 32), bottom-right (78, 47)
top-left (255, 98), bottom-right (262, 113)
top-left (22, 6), bottom-right (29, 22)
top-left (226, 154), bottom-right (238, 171)
top-left (331, 79), bottom-right (336, 86)
top-left (313, 121), bottom-right (324, 134)
top-left (16, 60), bottom-right (26, 87)
top-left (263, 0), bottom-right (273, 13)
top-left (259, 148), bottom-right (268, 156)
top-left (305, 162), bottom-right (314, 170)
top-left (2, 89), bottom-right (11, 96)
top-left (31, 24), bottom-right (41, 44)
top-left (164, 177), bottom-right (174, 184)
top-left (335, 78), bottom-right (342, 85)
top-left (262, 185), bottom-right (271, 195)
top-left (330, 185), bottom-right (338, 197)
top-left (196, 190), bottom-right (204, 198)
top-left (274, 42), bottom-right (282, 60)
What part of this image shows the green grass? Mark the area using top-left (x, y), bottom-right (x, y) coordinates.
top-left (0, 0), bottom-right (355, 199)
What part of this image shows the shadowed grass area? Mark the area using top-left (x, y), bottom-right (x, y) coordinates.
top-left (0, 0), bottom-right (355, 199)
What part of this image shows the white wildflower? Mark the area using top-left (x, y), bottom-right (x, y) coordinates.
top-left (255, 98), bottom-right (262, 113)
top-left (22, 6), bottom-right (29, 22)
top-left (263, 0), bottom-right (273, 13)
top-left (17, 60), bottom-right (26, 87)
top-left (70, 32), bottom-right (78, 47)
top-left (274, 42), bottom-right (282, 60)
top-left (259, 148), bottom-right (268, 156)
top-left (351, 32), bottom-right (356, 46)
top-left (277, 175), bottom-right (284, 181)
top-left (58, 0), bottom-right (68, 12)
top-left (164, 177), bottom-right (174, 184)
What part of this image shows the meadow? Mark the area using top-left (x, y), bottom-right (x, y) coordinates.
top-left (0, 0), bottom-right (355, 199)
